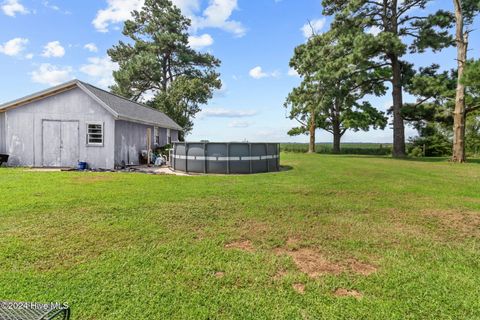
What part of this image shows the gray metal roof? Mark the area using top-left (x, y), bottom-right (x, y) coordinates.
top-left (0, 80), bottom-right (183, 131)
top-left (79, 81), bottom-right (182, 130)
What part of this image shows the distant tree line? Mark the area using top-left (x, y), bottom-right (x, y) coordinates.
top-left (285, 0), bottom-right (480, 162)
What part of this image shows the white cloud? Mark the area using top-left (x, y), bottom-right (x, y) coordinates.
top-left (287, 67), bottom-right (299, 77)
top-left (42, 41), bottom-right (65, 58)
top-left (367, 26), bottom-right (382, 36)
top-left (228, 120), bottom-right (252, 128)
top-left (249, 66), bottom-right (267, 79)
top-left (42, 1), bottom-right (71, 14)
top-left (201, 107), bottom-right (257, 118)
top-left (93, 0), bottom-right (245, 37)
top-left (84, 43), bottom-right (98, 52)
top-left (80, 56), bottom-right (119, 88)
top-left (30, 63), bottom-right (73, 86)
top-left (249, 66), bottom-right (279, 79)
top-left (0, 37), bottom-right (28, 56)
top-left (1, 0), bottom-right (28, 16)
top-left (43, 0), bottom-right (58, 10)
top-left (301, 18), bottom-right (326, 38)
top-left (25, 53), bottom-right (33, 59)
top-left (172, 0), bottom-right (200, 14)
top-left (188, 33), bottom-right (213, 49)
top-left (192, 0), bottom-right (246, 37)
top-left (93, 0), bottom-right (143, 33)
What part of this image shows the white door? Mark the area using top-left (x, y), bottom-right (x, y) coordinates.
top-left (42, 120), bottom-right (79, 167)
top-left (42, 120), bottom-right (61, 167)
top-left (60, 121), bottom-right (79, 167)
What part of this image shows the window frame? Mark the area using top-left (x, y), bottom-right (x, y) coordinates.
top-left (167, 128), bottom-right (171, 145)
top-left (86, 121), bottom-right (104, 147)
top-left (154, 126), bottom-right (160, 145)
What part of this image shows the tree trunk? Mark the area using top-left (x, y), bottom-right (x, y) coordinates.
top-left (452, 0), bottom-right (467, 163)
top-left (332, 99), bottom-right (341, 153)
top-left (390, 55), bottom-right (406, 157)
top-left (308, 109), bottom-right (316, 153)
top-left (332, 125), bottom-right (341, 154)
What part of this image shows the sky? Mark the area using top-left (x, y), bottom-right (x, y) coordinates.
top-left (0, 0), bottom-right (479, 143)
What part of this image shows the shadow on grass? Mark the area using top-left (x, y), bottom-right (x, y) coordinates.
top-left (279, 165), bottom-right (294, 172)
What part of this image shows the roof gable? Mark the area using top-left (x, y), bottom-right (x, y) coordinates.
top-left (0, 80), bottom-right (183, 131)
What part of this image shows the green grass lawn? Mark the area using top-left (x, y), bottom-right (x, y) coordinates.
top-left (1, 154), bottom-right (479, 319)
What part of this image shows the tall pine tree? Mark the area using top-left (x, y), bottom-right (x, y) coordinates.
top-left (108, 0), bottom-right (221, 135)
top-left (451, 0), bottom-right (479, 162)
top-left (322, 0), bottom-right (453, 157)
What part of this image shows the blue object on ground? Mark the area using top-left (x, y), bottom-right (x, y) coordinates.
top-left (77, 162), bottom-right (88, 170)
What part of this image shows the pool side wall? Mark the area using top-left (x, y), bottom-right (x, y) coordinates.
top-left (172, 142), bottom-right (280, 174)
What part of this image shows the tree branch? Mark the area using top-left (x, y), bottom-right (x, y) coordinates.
top-left (466, 105), bottom-right (480, 113)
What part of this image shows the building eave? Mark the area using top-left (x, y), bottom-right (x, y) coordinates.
top-left (0, 80), bottom-right (78, 112)
top-left (116, 115), bottom-right (183, 131)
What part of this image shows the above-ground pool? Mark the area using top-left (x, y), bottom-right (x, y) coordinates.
top-left (172, 142), bottom-right (280, 174)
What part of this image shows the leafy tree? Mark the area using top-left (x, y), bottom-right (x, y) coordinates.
top-left (462, 60), bottom-right (480, 156)
top-left (285, 29), bottom-right (388, 153)
top-left (465, 111), bottom-right (480, 156)
top-left (284, 83), bottom-right (319, 153)
top-left (404, 63), bottom-right (480, 157)
top-left (408, 124), bottom-right (453, 157)
top-left (462, 59), bottom-right (480, 109)
top-left (322, 0), bottom-right (454, 157)
top-left (108, 0), bottom-right (221, 135)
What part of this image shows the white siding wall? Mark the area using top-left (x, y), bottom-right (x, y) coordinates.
top-left (114, 121), bottom-right (179, 166)
top-left (5, 88), bottom-right (115, 169)
top-left (0, 112), bottom-right (5, 154)
top-left (114, 120), bottom-right (154, 166)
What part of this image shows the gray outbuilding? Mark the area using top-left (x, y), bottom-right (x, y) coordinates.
top-left (0, 80), bottom-right (182, 169)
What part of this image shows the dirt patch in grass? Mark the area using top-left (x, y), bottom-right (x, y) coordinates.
top-left (383, 208), bottom-right (480, 243)
top-left (423, 209), bottom-right (480, 238)
top-left (292, 283), bottom-right (305, 294)
top-left (274, 238), bottom-right (377, 278)
top-left (334, 288), bottom-right (363, 299)
top-left (214, 271), bottom-right (225, 278)
top-left (225, 240), bottom-right (255, 252)
top-left (275, 247), bottom-right (343, 277)
top-left (346, 258), bottom-right (377, 276)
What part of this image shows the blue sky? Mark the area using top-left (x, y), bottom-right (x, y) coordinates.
top-left (0, 0), bottom-right (478, 143)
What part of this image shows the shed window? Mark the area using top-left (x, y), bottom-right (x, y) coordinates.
top-left (154, 127), bottom-right (160, 145)
top-left (86, 122), bottom-right (104, 146)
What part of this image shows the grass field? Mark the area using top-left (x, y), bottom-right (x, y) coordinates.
top-left (1, 154), bottom-right (479, 319)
